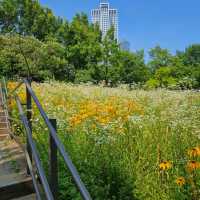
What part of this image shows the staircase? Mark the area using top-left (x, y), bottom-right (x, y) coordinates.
top-left (0, 86), bottom-right (35, 200)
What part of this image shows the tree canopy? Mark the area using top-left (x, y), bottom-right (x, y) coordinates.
top-left (0, 0), bottom-right (200, 89)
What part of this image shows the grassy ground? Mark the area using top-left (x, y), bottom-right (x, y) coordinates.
top-left (8, 82), bottom-right (200, 200)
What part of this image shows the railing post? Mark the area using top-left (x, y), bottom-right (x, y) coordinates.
top-left (3, 77), bottom-right (8, 99)
top-left (49, 118), bottom-right (58, 199)
top-left (26, 77), bottom-right (32, 175)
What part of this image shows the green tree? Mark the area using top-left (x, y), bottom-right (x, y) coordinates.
top-left (120, 50), bottom-right (149, 86)
top-left (38, 39), bottom-right (75, 81)
top-left (0, 0), bottom-right (18, 33)
top-left (154, 67), bottom-right (177, 88)
top-left (0, 35), bottom-right (74, 81)
top-left (67, 13), bottom-right (101, 71)
top-left (182, 44), bottom-right (200, 87)
top-left (98, 27), bottom-right (121, 86)
top-left (148, 46), bottom-right (173, 72)
top-left (0, 34), bottom-right (42, 78)
top-left (0, 0), bottom-right (63, 40)
top-left (184, 44), bottom-right (200, 67)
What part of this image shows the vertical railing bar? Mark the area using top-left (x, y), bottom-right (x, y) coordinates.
top-left (16, 95), bottom-right (54, 200)
top-left (26, 77), bottom-right (32, 174)
top-left (2, 77), bottom-right (8, 98)
top-left (25, 151), bottom-right (42, 200)
top-left (49, 119), bottom-right (58, 199)
top-left (0, 85), bottom-right (9, 129)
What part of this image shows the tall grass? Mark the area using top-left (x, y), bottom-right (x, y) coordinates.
top-left (9, 82), bottom-right (200, 200)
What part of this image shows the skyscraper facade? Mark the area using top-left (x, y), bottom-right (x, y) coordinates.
top-left (91, 1), bottom-right (118, 41)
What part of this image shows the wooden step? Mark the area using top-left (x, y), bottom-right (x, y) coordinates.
top-left (0, 173), bottom-right (31, 188)
top-left (0, 173), bottom-right (34, 200)
top-left (0, 128), bottom-right (9, 134)
top-left (0, 128), bottom-right (10, 138)
top-left (0, 134), bottom-right (9, 139)
top-left (0, 136), bottom-right (34, 200)
top-left (0, 128), bottom-right (9, 132)
top-left (0, 112), bottom-right (6, 117)
top-left (12, 194), bottom-right (36, 200)
top-left (0, 122), bottom-right (8, 126)
top-left (0, 116), bottom-right (7, 122)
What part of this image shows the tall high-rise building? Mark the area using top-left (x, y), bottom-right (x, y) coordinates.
top-left (91, 0), bottom-right (118, 41)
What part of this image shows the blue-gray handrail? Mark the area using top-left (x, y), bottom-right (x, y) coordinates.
top-left (1, 78), bottom-right (92, 200)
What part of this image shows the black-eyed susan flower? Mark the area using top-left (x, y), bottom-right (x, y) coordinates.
top-left (188, 147), bottom-right (200, 158)
top-left (159, 161), bottom-right (172, 171)
top-left (186, 161), bottom-right (200, 172)
top-left (176, 177), bottom-right (186, 187)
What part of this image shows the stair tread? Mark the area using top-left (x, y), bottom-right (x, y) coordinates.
top-left (12, 194), bottom-right (36, 200)
top-left (0, 173), bottom-right (31, 188)
top-left (0, 134), bottom-right (28, 188)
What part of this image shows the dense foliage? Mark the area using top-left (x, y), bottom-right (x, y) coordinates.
top-left (0, 0), bottom-right (200, 88)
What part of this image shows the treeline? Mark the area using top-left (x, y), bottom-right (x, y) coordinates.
top-left (0, 0), bottom-right (200, 89)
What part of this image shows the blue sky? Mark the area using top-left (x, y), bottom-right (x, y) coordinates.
top-left (39, 0), bottom-right (200, 54)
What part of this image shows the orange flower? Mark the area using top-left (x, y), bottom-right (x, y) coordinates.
top-left (188, 147), bottom-right (200, 158)
top-left (186, 161), bottom-right (200, 172)
top-left (69, 115), bottom-right (82, 127)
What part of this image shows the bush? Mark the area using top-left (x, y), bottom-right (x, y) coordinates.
top-left (178, 77), bottom-right (198, 90)
top-left (74, 69), bottom-right (93, 83)
top-left (145, 78), bottom-right (160, 89)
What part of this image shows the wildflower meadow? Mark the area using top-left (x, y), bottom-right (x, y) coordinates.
top-left (8, 82), bottom-right (200, 200)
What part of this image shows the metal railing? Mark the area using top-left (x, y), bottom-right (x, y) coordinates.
top-left (0, 77), bottom-right (10, 130)
top-left (0, 77), bottom-right (92, 200)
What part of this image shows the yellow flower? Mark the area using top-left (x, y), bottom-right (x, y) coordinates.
top-left (188, 147), bottom-right (200, 158)
top-left (116, 127), bottom-right (124, 133)
top-left (187, 161), bottom-right (200, 172)
top-left (7, 82), bottom-right (18, 91)
top-left (69, 116), bottom-right (82, 127)
top-left (68, 96), bottom-right (143, 130)
top-left (176, 177), bottom-right (186, 187)
top-left (97, 116), bottom-right (110, 125)
top-left (18, 91), bottom-right (26, 103)
top-left (159, 161), bottom-right (172, 171)
top-left (106, 105), bottom-right (117, 116)
top-left (91, 124), bottom-right (97, 130)
top-left (81, 114), bottom-right (89, 120)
